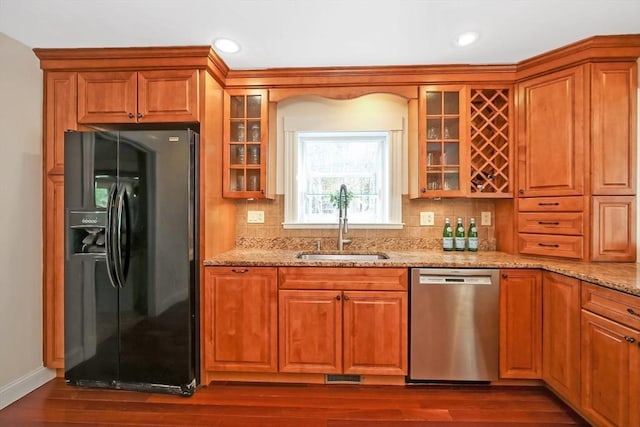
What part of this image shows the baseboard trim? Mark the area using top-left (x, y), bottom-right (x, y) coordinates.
top-left (0, 366), bottom-right (56, 410)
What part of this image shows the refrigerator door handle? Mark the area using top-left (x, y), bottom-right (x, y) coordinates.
top-left (104, 183), bottom-right (120, 289)
top-left (114, 185), bottom-right (131, 288)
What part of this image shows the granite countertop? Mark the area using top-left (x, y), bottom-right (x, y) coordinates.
top-left (203, 249), bottom-right (640, 297)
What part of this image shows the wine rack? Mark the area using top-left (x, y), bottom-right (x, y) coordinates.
top-left (469, 88), bottom-right (512, 197)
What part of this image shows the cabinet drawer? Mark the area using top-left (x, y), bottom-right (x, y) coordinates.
top-left (279, 267), bottom-right (408, 291)
top-left (518, 234), bottom-right (583, 259)
top-left (582, 282), bottom-right (640, 330)
top-left (517, 212), bottom-right (583, 235)
top-left (518, 196), bottom-right (584, 212)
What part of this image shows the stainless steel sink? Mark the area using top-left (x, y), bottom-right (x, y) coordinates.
top-left (295, 252), bottom-right (389, 261)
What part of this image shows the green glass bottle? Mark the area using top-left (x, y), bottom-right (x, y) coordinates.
top-left (442, 217), bottom-right (453, 251)
top-left (467, 217), bottom-right (478, 252)
top-left (454, 217), bottom-right (465, 251)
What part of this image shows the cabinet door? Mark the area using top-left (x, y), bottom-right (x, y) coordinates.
top-left (137, 69), bottom-right (199, 123)
top-left (203, 267), bottom-right (277, 374)
top-left (43, 175), bottom-right (65, 368)
top-left (542, 272), bottom-right (581, 407)
top-left (417, 85), bottom-right (469, 198)
top-left (279, 290), bottom-right (342, 374)
top-left (44, 71), bottom-right (77, 174)
top-left (517, 66), bottom-right (585, 197)
top-left (77, 71), bottom-right (138, 123)
top-left (343, 291), bottom-right (407, 375)
top-left (499, 269), bottom-right (542, 378)
top-left (223, 89), bottom-right (270, 198)
top-left (581, 310), bottom-right (639, 427)
top-left (591, 62), bottom-right (637, 195)
top-left (591, 195), bottom-right (636, 262)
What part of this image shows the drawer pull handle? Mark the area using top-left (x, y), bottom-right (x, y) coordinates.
top-left (627, 308), bottom-right (640, 318)
top-left (231, 268), bottom-right (249, 274)
top-left (624, 336), bottom-right (636, 343)
top-left (538, 243), bottom-right (560, 248)
top-left (538, 221), bottom-right (560, 226)
top-left (538, 202), bottom-right (560, 206)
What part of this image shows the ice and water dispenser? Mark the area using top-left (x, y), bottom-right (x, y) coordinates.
top-left (67, 210), bottom-right (108, 254)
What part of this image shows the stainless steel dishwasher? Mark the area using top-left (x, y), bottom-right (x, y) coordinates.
top-left (409, 268), bottom-right (499, 382)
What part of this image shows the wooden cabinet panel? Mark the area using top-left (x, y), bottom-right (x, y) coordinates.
top-left (591, 195), bottom-right (636, 262)
top-left (517, 66), bottom-right (585, 197)
top-left (78, 70), bottom-right (199, 124)
top-left (78, 71), bottom-right (137, 123)
top-left (43, 175), bottom-right (65, 368)
top-left (518, 234), bottom-right (583, 259)
top-left (542, 272), bottom-right (581, 408)
top-left (499, 269), bottom-right (542, 379)
top-left (203, 267), bottom-right (277, 373)
top-left (137, 70), bottom-right (199, 123)
top-left (343, 291), bottom-right (407, 375)
top-left (581, 310), bottom-right (639, 427)
top-left (279, 267), bottom-right (407, 291)
top-left (44, 71), bottom-right (77, 174)
top-left (279, 290), bottom-right (342, 374)
top-left (517, 212), bottom-right (583, 235)
top-left (582, 282), bottom-right (640, 331)
top-left (591, 62), bottom-right (637, 195)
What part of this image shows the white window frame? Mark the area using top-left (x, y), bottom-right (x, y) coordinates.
top-left (283, 128), bottom-right (403, 229)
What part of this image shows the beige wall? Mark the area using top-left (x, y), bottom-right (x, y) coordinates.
top-left (0, 32), bottom-right (52, 409)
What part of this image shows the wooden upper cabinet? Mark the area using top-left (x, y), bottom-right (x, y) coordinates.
top-left (411, 85), bottom-right (513, 199)
top-left (222, 89), bottom-right (272, 199)
top-left (517, 65), bottom-right (586, 197)
top-left (77, 69), bottom-right (199, 124)
top-left (44, 71), bottom-right (77, 174)
top-left (591, 195), bottom-right (637, 262)
top-left (591, 62), bottom-right (637, 195)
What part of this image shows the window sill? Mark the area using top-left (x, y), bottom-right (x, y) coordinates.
top-left (282, 222), bottom-right (405, 230)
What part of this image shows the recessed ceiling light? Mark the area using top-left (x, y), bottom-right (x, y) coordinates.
top-left (213, 38), bottom-right (240, 54)
top-left (455, 32), bottom-right (479, 47)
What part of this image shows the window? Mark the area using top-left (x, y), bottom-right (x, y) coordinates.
top-left (284, 130), bottom-right (403, 228)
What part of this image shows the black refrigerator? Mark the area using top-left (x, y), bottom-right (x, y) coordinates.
top-left (64, 129), bottom-right (198, 396)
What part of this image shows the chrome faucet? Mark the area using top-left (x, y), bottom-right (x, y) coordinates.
top-left (337, 184), bottom-right (352, 251)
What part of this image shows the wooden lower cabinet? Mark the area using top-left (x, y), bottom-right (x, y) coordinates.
top-left (278, 267), bottom-right (408, 376)
top-left (279, 289), bottom-right (407, 376)
top-left (581, 283), bottom-right (640, 427)
top-left (499, 269), bottom-right (542, 378)
top-left (542, 272), bottom-right (581, 408)
top-left (202, 267), bottom-right (278, 375)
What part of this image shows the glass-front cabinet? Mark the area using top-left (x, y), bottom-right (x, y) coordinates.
top-left (418, 85), bottom-right (468, 197)
top-left (223, 89), bottom-right (270, 198)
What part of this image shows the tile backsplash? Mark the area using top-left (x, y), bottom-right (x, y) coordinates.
top-left (235, 195), bottom-right (497, 251)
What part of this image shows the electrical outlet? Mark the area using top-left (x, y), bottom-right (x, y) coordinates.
top-left (420, 211), bottom-right (435, 226)
top-left (481, 211), bottom-right (491, 226)
top-left (247, 210), bottom-right (265, 224)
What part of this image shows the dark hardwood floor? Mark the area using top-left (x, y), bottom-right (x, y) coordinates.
top-left (0, 378), bottom-right (588, 426)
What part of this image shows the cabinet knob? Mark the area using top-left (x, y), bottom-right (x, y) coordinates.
top-left (421, 188), bottom-right (427, 193)
top-left (128, 112), bottom-right (135, 119)
top-left (137, 112), bottom-right (143, 119)
top-left (501, 273), bottom-right (508, 279)
top-left (336, 295), bottom-right (341, 301)
top-left (343, 295), bottom-right (350, 301)
top-left (624, 336), bottom-right (636, 344)
top-left (518, 189), bottom-right (524, 195)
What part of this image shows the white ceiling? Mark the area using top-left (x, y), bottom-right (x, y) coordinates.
top-left (1, 0), bottom-right (640, 70)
